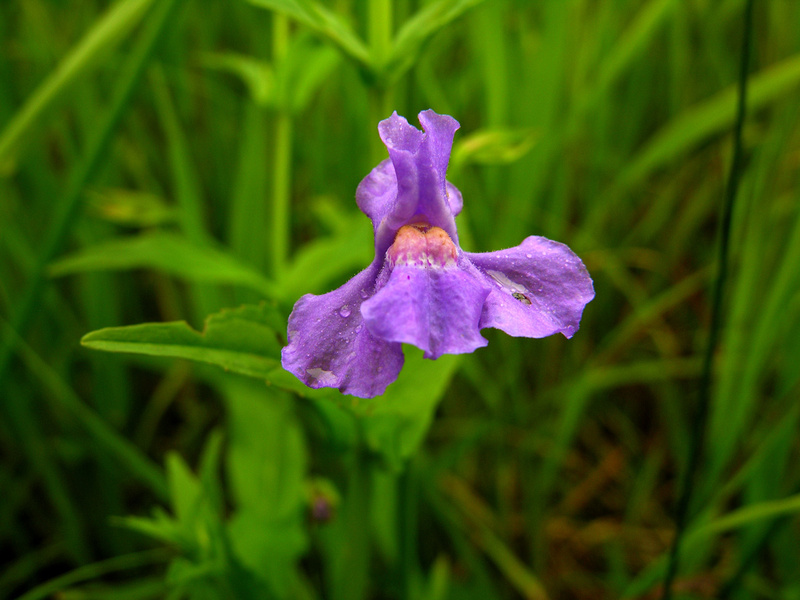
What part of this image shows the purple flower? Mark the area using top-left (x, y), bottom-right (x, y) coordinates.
top-left (282, 110), bottom-right (594, 398)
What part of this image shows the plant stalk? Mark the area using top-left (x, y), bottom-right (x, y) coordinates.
top-left (661, 0), bottom-right (754, 597)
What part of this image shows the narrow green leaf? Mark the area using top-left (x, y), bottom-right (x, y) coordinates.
top-left (202, 52), bottom-right (275, 106)
top-left (247, 0), bottom-right (371, 69)
top-left (49, 232), bottom-right (276, 298)
top-left (277, 216), bottom-right (372, 297)
top-left (450, 128), bottom-right (539, 168)
top-left (0, 0), bottom-right (155, 168)
top-left (277, 34), bottom-right (341, 113)
top-left (14, 550), bottom-right (171, 600)
top-left (618, 52), bottom-right (800, 189)
top-left (360, 350), bottom-right (462, 468)
top-left (166, 453), bottom-right (203, 526)
top-left (386, 0), bottom-right (487, 82)
top-left (578, 0), bottom-right (677, 113)
top-left (0, 0), bottom-right (184, 387)
top-left (81, 303), bottom-right (284, 380)
top-left (3, 319), bottom-right (168, 499)
top-left (86, 188), bottom-right (178, 227)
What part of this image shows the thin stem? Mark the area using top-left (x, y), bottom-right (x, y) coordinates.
top-left (331, 441), bottom-right (372, 600)
top-left (368, 0), bottom-right (392, 70)
top-left (367, 0), bottom-right (393, 163)
top-left (368, 86), bottom-right (393, 163)
top-left (271, 14), bottom-right (292, 276)
top-left (660, 0), bottom-right (754, 597)
top-left (399, 463), bottom-right (419, 600)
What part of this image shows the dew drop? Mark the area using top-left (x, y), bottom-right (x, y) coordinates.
top-left (355, 324), bottom-right (363, 333)
top-left (339, 305), bottom-right (351, 317)
top-left (359, 289), bottom-right (369, 299)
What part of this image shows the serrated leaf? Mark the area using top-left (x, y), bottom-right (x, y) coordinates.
top-left (386, 0), bottom-right (486, 81)
top-left (81, 303), bottom-right (283, 379)
top-left (248, 0), bottom-right (370, 69)
top-left (49, 232), bottom-right (277, 297)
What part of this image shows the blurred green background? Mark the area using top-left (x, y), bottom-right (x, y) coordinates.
top-left (2, 0), bottom-right (800, 598)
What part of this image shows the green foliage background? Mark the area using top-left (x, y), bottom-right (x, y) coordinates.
top-left (1, 0), bottom-right (800, 598)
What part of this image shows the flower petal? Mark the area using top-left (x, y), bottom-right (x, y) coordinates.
top-left (465, 236), bottom-right (595, 339)
top-left (373, 111), bottom-right (461, 253)
top-left (446, 181), bottom-right (463, 217)
top-left (355, 158), bottom-right (396, 242)
top-left (354, 159), bottom-right (463, 237)
top-left (361, 263), bottom-right (490, 360)
top-left (281, 264), bottom-right (404, 398)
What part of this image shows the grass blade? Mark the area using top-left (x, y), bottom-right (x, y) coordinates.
top-left (0, 0), bottom-right (155, 168)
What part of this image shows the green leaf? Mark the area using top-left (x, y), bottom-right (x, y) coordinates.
top-left (49, 232), bottom-right (277, 297)
top-left (223, 378), bottom-right (308, 597)
top-left (360, 349), bottom-right (462, 468)
top-left (86, 188), bottom-right (178, 227)
top-left (386, 0), bottom-right (487, 81)
top-left (277, 213), bottom-right (372, 297)
top-left (450, 128), bottom-right (539, 168)
top-left (247, 0), bottom-right (371, 69)
top-left (81, 303), bottom-right (284, 379)
top-left (166, 453), bottom-right (203, 527)
top-left (223, 380), bottom-right (307, 516)
top-left (114, 509), bottom-right (186, 548)
top-left (202, 52), bottom-right (275, 106)
top-left (618, 52), bottom-right (800, 190)
top-left (277, 34), bottom-right (341, 113)
top-left (0, 0), bottom-right (156, 169)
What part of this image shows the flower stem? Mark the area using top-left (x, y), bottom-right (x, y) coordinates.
top-left (368, 86), bottom-right (392, 163)
top-left (660, 0), bottom-right (754, 597)
top-left (367, 0), bottom-right (393, 163)
top-left (368, 0), bottom-right (392, 70)
top-left (331, 442), bottom-right (372, 600)
top-left (271, 14), bottom-right (292, 276)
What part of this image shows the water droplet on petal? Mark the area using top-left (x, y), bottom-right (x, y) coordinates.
top-left (526, 254), bottom-right (532, 258)
top-left (359, 289), bottom-right (369, 299)
top-left (339, 305), bottom-right (351, 317)
top-left (355, 324), bottom-right (362, 333)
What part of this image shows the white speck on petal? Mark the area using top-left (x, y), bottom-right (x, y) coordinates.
top-left (306, 368), bottom-right (337, 386)
top-left (487, 270), bottom-right (532, 297)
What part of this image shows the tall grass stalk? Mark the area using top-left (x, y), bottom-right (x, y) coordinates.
top-left (661, 0), bottom-right (755, 596)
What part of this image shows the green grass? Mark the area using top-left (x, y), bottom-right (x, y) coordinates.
top-left (2, 1), bottom-right (800, 599)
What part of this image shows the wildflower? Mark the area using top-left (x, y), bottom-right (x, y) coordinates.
top-left (282, 110), bottom-right (594, 398)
